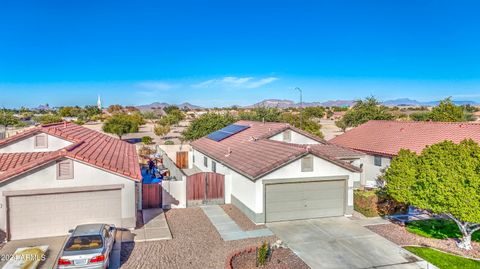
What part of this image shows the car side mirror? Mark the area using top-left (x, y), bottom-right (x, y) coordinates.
top-left (109, 226), bottom-right (116, 231)
top-left (68, 229), bottom-right (74, 233)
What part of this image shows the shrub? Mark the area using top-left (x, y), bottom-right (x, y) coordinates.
top-left (354, 189), bottom-right (407, 217)
top-left (141, 136), bottom-right (153, 145)
top-left (354, 190), bottom-right (379, 217)
top-left (74, 120), bottom-right (85, 125)
top-left (256, 241), bottom-right (270, 266)
top-left (164, 140), bottom-right (174, 145)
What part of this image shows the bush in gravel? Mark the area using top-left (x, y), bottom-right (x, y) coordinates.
top-left (164, 140), bottom-right (174, 145)
top-left (141, 136), bottom-right (153, 145)
top-left (256, 241), bottom-right (270, 266)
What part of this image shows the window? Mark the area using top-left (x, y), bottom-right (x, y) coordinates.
top-left (283, 130), bottom-right (291, 142)
top-left (374, 156), bottom-right (382, 167)
top-left (57, 159), bottom-right (74, 180)
top-left (301, 156), bottom-right (314, 172)
top-left (34, 134), bottom-right (47, 148)
top-left (204, 156), bottom-right (208, 167)
top-left (64, 235), bottom-right (103, 251)
top-left (212, 161), bottom-right (217, 173)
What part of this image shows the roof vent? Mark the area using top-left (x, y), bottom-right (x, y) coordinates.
top-left (400, 127), bottom-right (405, 132)
top-left (225, 147), bottom-right (232, 157)
top-left (63, 122), bottom-right (67, 128)
top-left (250, 136), bottom-right (259, 141)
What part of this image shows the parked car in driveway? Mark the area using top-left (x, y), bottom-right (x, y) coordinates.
top-left (57, 224), bottom-right (116, 269)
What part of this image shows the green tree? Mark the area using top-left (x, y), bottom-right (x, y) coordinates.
top-left (410, 112), bottom-right (431, 121)
top-left (0, 112), bottom-right (19, 127)
top-left (34, 114), bottom-right (63, 124)
top-left (280, 112), bottom-right (324, 139)
top-left (429, 98), bottom-right (471, 122)
top-left (384, 139), bottom-right (480, 250)
top-left (102, 114), bottom-right (140, 139)
top-left (335, 120), bottom-right (348, 132)
top-left (336, 97), bottom-right (395, 129)
top-left (163, 105), bottom-right (180, 114)
top-left (154, 124), bottom-right (171, 138)
top-left (142, 111), bottom-right (160, 124)
top-left (84, 106), bottom-right (102, 118)
top-left (239, 107), bottom-right (282, 122)
top-left (302, 106), bottom-right (326, 119)
top-left (182, 113), bottom-right (236, 141)
top-left (58, 106), bottom-right (83, 117)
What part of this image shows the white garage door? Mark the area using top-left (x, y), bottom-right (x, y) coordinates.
top-left (8, 189), bottom-right (122, 240)
top-left (265, 180), bottom-right (346, 222)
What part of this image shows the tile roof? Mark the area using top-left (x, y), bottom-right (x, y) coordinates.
top-left (190, 120), bottom-right (363, 180)
top-left (0, 122), bottom-right (141, 182)
top-left (330, 120), bottom-right (480, 157)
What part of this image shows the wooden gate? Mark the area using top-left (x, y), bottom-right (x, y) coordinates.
top-left (187, 172), bottom-right (224, 206)
top-left (176, 151), bottom-right (189, 169)
top-left (142, 183), bottom-right (162, 209)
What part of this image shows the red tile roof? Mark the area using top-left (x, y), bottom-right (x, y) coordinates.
top-left (190, 120), bottom-right (363, 180)
top-left (0, 122), bottom-right (141, 182)
top-left (330, 120), bottom-right (480, 157)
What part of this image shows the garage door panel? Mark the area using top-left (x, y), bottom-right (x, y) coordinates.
top-left (8, 189), bottom-right (122, 240)
top-left (267, 188), bottom-right (344, 202)
top-left (265, 180), bottom-right (345, 222)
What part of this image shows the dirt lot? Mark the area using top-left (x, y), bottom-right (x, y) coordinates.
top-left (120, 208), bottom-right (278, 269)
top-left (367, 223), bottom-right (480, 259)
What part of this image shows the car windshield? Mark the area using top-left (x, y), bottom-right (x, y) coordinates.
top-left (64, 235), bottom-right (103, 251)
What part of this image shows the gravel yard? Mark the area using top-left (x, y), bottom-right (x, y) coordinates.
top-left (367, 224), bottom-right (480, 259)
top-left (220, 204), bottom-right (266, 231)
top-left (0, 230), bottom-right (5, 250)
top-left (231, 248), bottom-right (310, 269)
top-left (120, 208), bottom-right (278, 269)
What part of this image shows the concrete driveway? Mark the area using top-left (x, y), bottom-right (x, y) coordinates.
top-left (0, 236), bottom-right (67, 269)
top-left (267, 217), bottom-right (427, 269)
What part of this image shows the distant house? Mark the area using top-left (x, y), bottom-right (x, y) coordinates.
top-left (0, 122), bottom-right (141, 240)
top-left (189, 121), bottom-right (364, 223)
top-left (330, 120), bottom-right (480, 187)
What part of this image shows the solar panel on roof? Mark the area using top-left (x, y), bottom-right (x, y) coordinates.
top-left (207, 124), bottom-right (250, 142)
top-left (221, 124), bottom-right (249, 134)
top-left (207, 131), bottom-right (231, 141)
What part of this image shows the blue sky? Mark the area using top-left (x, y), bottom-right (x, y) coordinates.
top-left (0, 0), bottom-right (479, 108)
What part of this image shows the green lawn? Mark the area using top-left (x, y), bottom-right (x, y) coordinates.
top-left (406, 219), bottom-right (480, 242)
top-left (404, 246), bottom-right (480, 269)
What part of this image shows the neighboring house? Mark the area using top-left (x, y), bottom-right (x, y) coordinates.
top-left (330, 120), bottom-right (480, 187)
top-left (0, 122), bottom-right (141, 241)
top-left (189, 120), bottom-right (364, 224)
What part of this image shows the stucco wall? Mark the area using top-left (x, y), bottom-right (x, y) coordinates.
top-left (0, 133), bottom-right (73, 153)
top-left (0, 158), bottom-right (137, 232)
top-left (364, 155), bottom-right (391, 187)
top-left (191, 149), bottom-right (360, 223)
top-left (269, 130), bottom-right (320, 144)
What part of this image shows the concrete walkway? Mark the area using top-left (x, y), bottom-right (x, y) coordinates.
top-left (201, 205), bottom-right (273, 241)
top-left (268, 217), bottom-right (432, 269)
top-left (132, 208), bottom-right (172, 242)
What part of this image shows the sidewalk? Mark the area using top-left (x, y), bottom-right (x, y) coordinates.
top-left (130, 208), bottom-right (173, 242)
top-left (201, 205), bottom-right (273, 241)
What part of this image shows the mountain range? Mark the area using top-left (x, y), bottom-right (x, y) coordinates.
top-left (136, 102), bottom-right (203, 110)
top-left (136, 98), bottom-right (479, 111)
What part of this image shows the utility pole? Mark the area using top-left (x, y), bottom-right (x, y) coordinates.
top-left (295, 87), bottom-right (303, 130)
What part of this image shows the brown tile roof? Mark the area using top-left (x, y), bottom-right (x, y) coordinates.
top-left (190, 121), bottom-right (362, 180)
top-left (0, 122), bottom-right (141, 182)
top-left (330, 120), bottom-right (480, 157)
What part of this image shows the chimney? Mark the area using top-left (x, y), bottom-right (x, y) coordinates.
top-left (225, 147), bottom-right (232, 157)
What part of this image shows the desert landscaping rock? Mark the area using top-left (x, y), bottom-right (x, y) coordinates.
top-left (120, 208), bottom-right (278, 269)
top-left (367, 223), bottom-right (480, 259)
top-left (231, 248), bottom-right (310, 269)
top-left (221, 205), bottom-right (267, 231)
